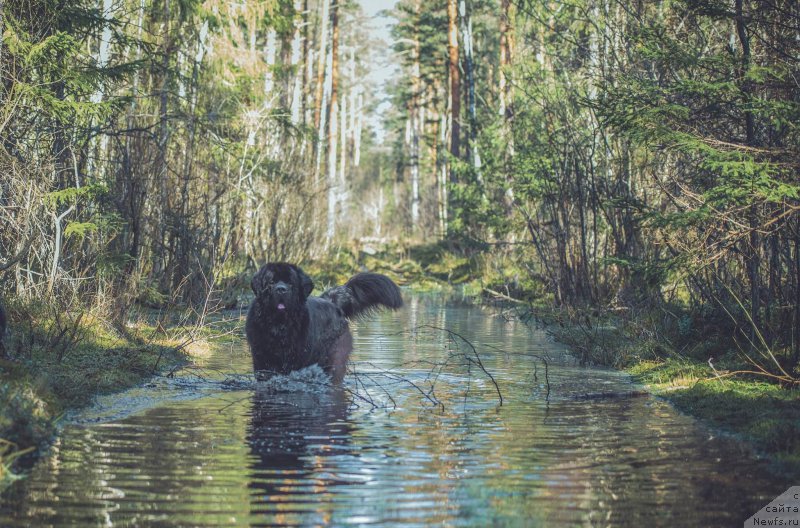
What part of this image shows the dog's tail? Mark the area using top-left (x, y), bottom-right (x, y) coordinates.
top-left (322, 272), bottom-right (403, 319)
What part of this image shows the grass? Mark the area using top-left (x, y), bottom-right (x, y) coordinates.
top-left (0, 303), bottom-right (192, 493)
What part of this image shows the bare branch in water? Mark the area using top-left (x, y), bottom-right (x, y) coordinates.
top-left (482, 343), bottom-right (551, 401)
top-left (419, 324), bottom-right (504, 406)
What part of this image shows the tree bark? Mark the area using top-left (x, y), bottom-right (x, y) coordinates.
top-left (410, 0), bottom-right (422, 231)
top-left (264, 29), bottom-right (277, 96)
top-left (447, 0), bottom-right (460, 183)
top-left (498, 0), bottom-right (514, 119)
top-left (301, 0), bottom-right (311, 127)
top-left (314, 0), bottom-right (330, 131)
top-left (290, 0), bottom-right (304, 124)
top-left (735, 0), bottom-right (760, 335)
top-left (460, 0), bottom-right (481, 178)
top-left (154, 0), bottom-right (172, 284)
top-left (326, 0), bottom-right (340, 241)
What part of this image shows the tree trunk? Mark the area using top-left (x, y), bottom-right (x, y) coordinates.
top-left (290, 0), bottom-right (304, 124)
top-left (446, 0), bottom-right (460, 183)
top-left (314, 0), bottom-right (330, 131)
top-left (326, 0), bottom-right (340, 241)
top-left (339, 65), bottom-right (347, 186)
top-left (314, 46), bottom-right (331, 182)
top-left (154, 0), bottom-right (172, 285)
top-left (314, 0), bottom-right (331, 182)
top-left (499, 0), bottom-right (516, 217)
top-left (439, 108), bottom-right (448, 235)
top-left (176, 21), bottom-right (209, 298)
top-left (460, 0), bottom-right (481, 178)
top-left (280, 1), bottom-right (294, 110)
top-left (264, 29), bottom-right (277, 97)
top-left (353, 88), bottom-right (363, 167)
top-left (735, 0), bottom-right (760, 336)
top-left (410, 1), bottom-right (421, 231)
top-left (498, 0), bottom-right (514, 119)
top-left (87, 0), bottom-right (114, 183)
top-left (301, 0), bottom-right (311, 127)
top-left (348, 46), bottom-right (357, 167)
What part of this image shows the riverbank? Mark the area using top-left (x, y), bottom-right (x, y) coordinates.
top-left (0, 303), bottom-right (193, 492)
top-left (629, 360), bottom-right (800, 475)
top-left (518, 301), bottom-right (799, 477)
top-left (313, 239), bottom-right (800, 477)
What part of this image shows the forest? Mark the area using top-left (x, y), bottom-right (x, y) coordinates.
top-left (1, 0), bottom-right (799, 493)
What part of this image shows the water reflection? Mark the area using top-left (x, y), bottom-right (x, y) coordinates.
top-left (247, 387), bottom-right (351, 525)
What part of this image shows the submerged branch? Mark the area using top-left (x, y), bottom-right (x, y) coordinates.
top-left (419, 324), bottom-right (504, 407)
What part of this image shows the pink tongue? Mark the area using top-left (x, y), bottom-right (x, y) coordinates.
top-left (277, 303), bottom-right (286, 310)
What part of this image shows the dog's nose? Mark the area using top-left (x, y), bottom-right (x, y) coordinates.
top-left (275, 283), bottom-right (289, 295)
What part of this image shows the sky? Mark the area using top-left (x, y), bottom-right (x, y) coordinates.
top-left (357, 0), bottom-right (397, 19)
top-left (356, 0), bottom-right (399, 143)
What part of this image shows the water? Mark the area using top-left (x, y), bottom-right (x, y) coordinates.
top-left (0, 294), bottom-right (792, 526)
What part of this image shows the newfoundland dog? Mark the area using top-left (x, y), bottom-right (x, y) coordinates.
top-left (245, 263), bottom-right (402, 383)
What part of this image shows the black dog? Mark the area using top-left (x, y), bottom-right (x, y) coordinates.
top-left (245, 263), bottom-right (402, 383)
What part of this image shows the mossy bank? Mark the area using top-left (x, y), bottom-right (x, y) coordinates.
top-left (629, 360), bottom-right (800, 476)
top-left (548, 308), bottom-right (800, 478)
top-left (0, 301), bottom-right (192, 493)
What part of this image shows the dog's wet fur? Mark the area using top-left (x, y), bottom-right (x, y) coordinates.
top-left (245, 263), bottom-right (402, 383)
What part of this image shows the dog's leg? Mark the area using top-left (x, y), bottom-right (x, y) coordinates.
top-left (325, 331), bottom-right (353, 384)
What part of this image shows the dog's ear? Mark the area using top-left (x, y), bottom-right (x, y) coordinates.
top-left (293, 266), bottom-right (314, 301)
top-left (251, 266), bottom-right (270, 297)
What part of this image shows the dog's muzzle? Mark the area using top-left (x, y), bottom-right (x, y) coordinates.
top-left (274, 282), bottom-right (290, 311)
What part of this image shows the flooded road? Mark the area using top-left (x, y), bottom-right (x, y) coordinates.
top-left (0, 294), bottom-right (791, 526)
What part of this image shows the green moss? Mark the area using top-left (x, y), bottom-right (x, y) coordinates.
top-left (460, 281), bottom-right (485, 298)
top-left (424, 253), bottom-right (472, 283)
top-left (627, 359), bottom-right (712, 387)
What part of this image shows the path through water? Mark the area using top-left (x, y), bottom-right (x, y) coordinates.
top-left (0, 294), bottom-right (792, 526)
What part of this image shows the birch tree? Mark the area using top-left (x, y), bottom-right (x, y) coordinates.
top-left (459, 0), bottom-right (480, 177)
top-left (326, 0), bottom-right (340, 241)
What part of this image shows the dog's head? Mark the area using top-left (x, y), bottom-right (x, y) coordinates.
top-left (251, 263), bottom-right (314, 315)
